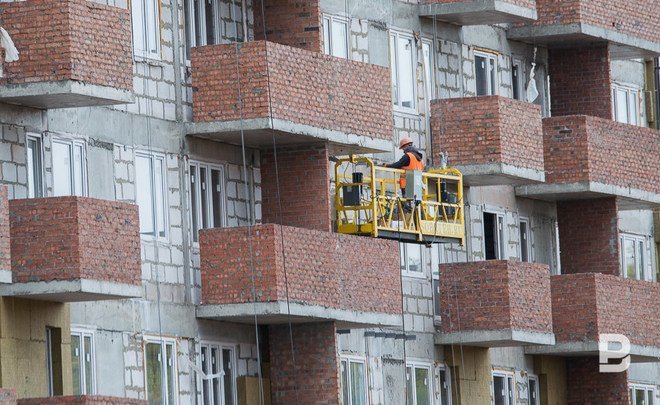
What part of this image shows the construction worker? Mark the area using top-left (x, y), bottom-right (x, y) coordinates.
top-left (386, 136), bottom-right (424, 195)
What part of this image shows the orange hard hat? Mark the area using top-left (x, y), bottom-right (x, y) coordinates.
top-left (399, 137), bottom-right (414, 149)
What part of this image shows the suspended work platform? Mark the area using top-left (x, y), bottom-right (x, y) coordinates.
top-left (335, 157), bottom-right (465, 245)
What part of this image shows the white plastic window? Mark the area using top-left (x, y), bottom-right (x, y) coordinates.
top-left (199, 343), bottom-right (236, 405)
top-left (422, 40), bottom-right (435, 101)
top-left (189, 161), bottom-right (226, 243)
top-left (629, 383), bottom-right (656, 405)
top-left (519, 217), bottom-right (531, 262)
top-left (145, 338), bottom-right (177, 405)
top-left (492, 370), bottom-right (515, 405)
top-left (400, 243), bottom-right (424, 276)
top-left (620, 233), bottom-right (652, 281)
top-left (475, 51), bottom-right (498, 96)
top-left (612, 83), bottom-right (641, 125)
top-left (528, 374), bottom-right (540, 405)
top-left (132, 0), bottom-right (161, 58)
top-left (484, 211), bottom-right (505, 260)
top-left (322, 15), bottom-right (349, 59)
top-left (52, 138), bottom-right (86, 197)
top-left (26, 134), bottom-right (44, 198)
top-left (390, 31), bottom-right (416, 110)
top-left (340, 356), bottom-right (367, 405)
top-left (136, 152), bottom-right (168, 239)
top-left (71, 329), bottom-right (95, 395)
top-left (512, 59), bottom-right (524, 100)
top-left (406, 362), bottom-right (432, 405)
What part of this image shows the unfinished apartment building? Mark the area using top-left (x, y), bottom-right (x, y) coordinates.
top-left (0, 0), bottom-right (658, 403)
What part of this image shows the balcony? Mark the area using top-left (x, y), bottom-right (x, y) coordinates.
top-left (188, 41), bottom-right (393, 154)
top-left (526, 273), bottom-right (660, 361)
top-left (419, 0), bottom-right (537, 25)
top-left (0, 0), bottom-right (134, 109)
top-left (431, 96), bottom-right (545, 186)
top-left (516, 115), bottom-right (660, 209)
top-left (508, 0), bottom-right (660, 57)
top-left (0, 187), bottom-right (10, 284)
top-left (436, 260), bottom-right (555, 347)
top-left (0, 197), bottom-right (141, 302)
top-left (197, 224), bottom-right (402, 327)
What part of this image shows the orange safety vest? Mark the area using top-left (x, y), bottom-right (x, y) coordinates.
top-left (399, 151), bottom-right (424, 190)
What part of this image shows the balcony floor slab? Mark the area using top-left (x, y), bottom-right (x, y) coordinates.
top-left (0, 80), bottom-right (134, 109)
top-left (458, 162), bottom-right (545, 186)
top-left (0, 279), bottom-right (142, 302)
top-left (419, 0), bottom-right (537, 25)
top-left (525, 341), bottom-right (660, 363)
top-left (435, 329), bottom-right (556, 347)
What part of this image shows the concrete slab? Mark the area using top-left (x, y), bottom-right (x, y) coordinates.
top-left (435, 329), bottom-right (556, 347)
top-left (525, 341), bottom-right (660, 363)
top-left (0, 279), bottom-right (143, 302)
top-left (196, 300), bottom-right (403, 328)
top-left (0, 269), bottom-right (11, 284)
top-left (0, 80), bottom-right (135, 109)
top-left (456, 162), bottom-right (545, 186)
top-left (419, 0), bottom-right (537, 25)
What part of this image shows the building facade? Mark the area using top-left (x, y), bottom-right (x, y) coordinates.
top-left (0, 0), bottom-right (658, 404)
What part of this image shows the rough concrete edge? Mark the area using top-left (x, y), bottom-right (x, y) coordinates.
top-left (196, 300), bottom-right (403, 327)
top-left (0, 279), bottom-right (143, 301)
top-left (0, 80), bottom-right (134, 107)
top-left (434, 329), bottom-right (556, 346)
top-left (457, 162), bottom-right (545, 184)
top-left (524, 341), bottom-right (660, 360)
top-left (418, 0), bottom-right (537, 22)
top-left (514, 181), bottom-right (660, 205)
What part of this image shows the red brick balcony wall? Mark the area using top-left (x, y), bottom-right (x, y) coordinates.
top-left (190, 41), bottom-right (392, 141)
top-left (269, 322), bottom-right (340, 405)
top-left (422, 0), bottom-right (536, 9)
top-left (0, 389), bottom-right (16, 405)
top-left (566, 358), bottom-right (629, 405)
top-left (0, 187), bottom-right (9, 272)
top-left (430, 96), bottom-right (544, 171)
top-left (0, 0), bottom-right (132, 90)
top-left (557, 198), bottom-right (620, 276)
top-left (551, 273), bottom-right (660, 348)
top-left (200, 224), bottom-right (401, 315)
top-left (17, 396), bottom-right (146, 404)
top-left (253, 0), bottom-right (322, 53)
top-left (522, 0), bottom-right (660, 46)
top-left (439, 260), bottom-right (553, 334)
top-left (543, 115), bottom-right (660, 194)
top-left (9, 197), bottom-right (140, 285)
top-left (260, 145), bottom-right (331, 232)
top-left (548, 45), bottom-right (612, 119)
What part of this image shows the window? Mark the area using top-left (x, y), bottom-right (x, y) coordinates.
top-left (492, 370), bottom-right (514, 405)
top-left (322, 15), bottom-right (348, 59)
top-left (136, 152), bottom-right (168, 239)
top-left (400, 243), bottom-right (424, 275)
top-left (528, 374), bottom-right (540, 405)
top-left (512, 59), bottom-right (523, 100)
top-left (145, 339), bottom-right (177, 405)
top-left (132, 0), bottom-right (160, 58)
top-left (71, 330), bottom-right (95, 395)
top-left (484, 212), bottom-right (505, 260)
top-left (475, 51), bottom-right (498, 96)
top-left (438, 366), bottom-right (452, 405)
top-left (630, 383), bottom-right (656, 405)
top-left (52, 138), bottom-right (86, 197)
top-left (390, 31), bottom-right (416, 110)
top-left (432, 268), bottom-right (441, 323)
top-left (620, 234), bottom-right (651, 281)
top-left (26, 134), bottom-right (44, 198)
top-left (406, 362), bottom-right (432, 405)
top-left (612, 84), bottom-right (641, 125)
top-left (46, 327), bottom-right (64, 396)
top-left (340, 356), bottom-right (366, 405)
top-left (422, 40), bottom-right (435, 101)
top-left (189, 162), bottom-right (226, 243)
top-left (199, 343), bottom-right (235, 405)
top-left (519, 217), bottom-right (531, 262)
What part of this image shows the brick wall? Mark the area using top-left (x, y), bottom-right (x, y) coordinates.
top-left (548, 45), bottom-right (612, 119)
top-left (253, 0), bottom-right (322, 52)
top-left (190, 41), bottom-right (393, 142)
top-left (543, 115), bottom-right (660, 194)
top-left (0, 0), bottom-right (132, 91)
top-left (523, 0), bottom-right (660, 46)
top-left (439, 260), bottom-right (553, 335)
top-left (431, 96), bottom-right (544, 171)
top-left (566, 358), bottom-right (629, 405)
top-left (9, 197), bottom-right (140, 285)
top-left (260, 145), bottom-right (330, 232)
top-left (17, 396), bottom-right (146, 404)
top-left (557, 198), bottom-right (620, 276)
top-left (551, 273), bottom-right (660, 349)
top-left (199, 224), bottom-right (402, 316)
top-left (0, 187), bottom-right (9, 272)
top-left (0, 389), bottom-right (16, 405)
top-left (269, 322), bottom-right (340, 405)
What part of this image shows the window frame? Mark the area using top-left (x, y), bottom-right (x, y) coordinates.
top-left (144, 336), bottom-right (178, 405)
top-left (339, 354), bottom-right (367, 405)
top-left (629, 382), bottom-right (657, 405)
top-left (136, 151), bottom-right (169, 241)
top-left (620, 233), bottom-right (651, 281)
top-left (198, 341), bottom-right (237, 405)
top-left (406, 360), bottom-right (433, 405)
top-left (51, 137), bottom-right (87, 198)
top-left (322, 14), bottom-right (349, 59)
top-left (483, 210), bottom-right (506, 260)
top-left (71, 327), bottom-right (96, 396)
top-left (436, 363), bottom-right (452, 405)
top-left (612, 82), bottom-right (641, 126)
top-left (390, 30), bottom-right (418, 113)
top-left (519, 217), bottom-right (532, 263)
top-left (421, 38), bottom-right (436, 102)
top-left (512, 58), bottom-right (524, 101)
top-left (474, 50), bottom-right (499, 97)
top-left (188, 160), bottom-right (227, 244)
top-left (400, 242), bottom-right (426, 278)
top-left (26, 133), bottom-right (45, 199)
top-left (491, 369), bottom-right (515, 405)
top-left (132, 0), bottom-right (162, 60)
top-left (528, 374), bottom-right (540, 405)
